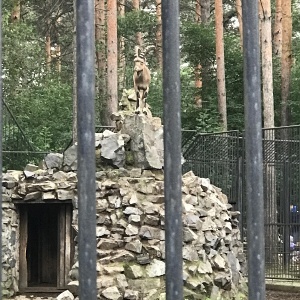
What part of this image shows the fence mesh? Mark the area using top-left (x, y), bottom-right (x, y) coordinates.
top-left (182, 126), bottom-right (300, 279)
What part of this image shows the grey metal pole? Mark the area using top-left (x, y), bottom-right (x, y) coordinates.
top-left (242, 0), bottom-right (265, 299)
top-left (162, 1), bottom-right (183, 299)
top-left (76, 0), bottom-right (97, 299)
top-left (0, 0), bottom-right (3, 298)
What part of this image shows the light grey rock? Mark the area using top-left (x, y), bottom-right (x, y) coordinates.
top-left (100, 130), bottom-right (129, 168)
top-left (63, 144), bottom-right (77, 171)
top-left (44, 153), bottom-right (63, 169)
top-left (182, 245), bottom-right (199, 261)
top-left (146, 259), bottom-right (165, 277)
top-left (57, 189), bottom-right (74, 201)
top-left (121, 114), bottom-right (164, 169)
top-left (123, 207), bottom-right (143, 215)
top-left (56, 290), bottom-right (74, 300)
top-left (101, 286), bottom-right (122, 300)
top-left (27, 181), bottom-right (57, 192)
top-left (125, 224), bottom-right (139, 236)
top-left (24, 191), bottom-right (42, 201)
top-left (139, 225), bottom-right (165, 240)
top-left (24, 163), bottom-right (39, 172)
top-left (124, 289), bottom-right (139, 300)
top-left (125, 265), bottom-right (144, 279)
top-left (125, 239), bottom-right (143, 253)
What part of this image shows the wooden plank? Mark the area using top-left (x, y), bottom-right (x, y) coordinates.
top-left (64, 205), bottom-right (72, 285)
top-left (19, 206), bottom-right (28, 289)
top-left (58, 205), bottom-right (66, 288)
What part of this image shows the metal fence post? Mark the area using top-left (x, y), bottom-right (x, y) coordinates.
top-left (76, 0), bottom-right (97, 299)
top-left (242, 0), bottom-right (265, 299)
top-left (162, 1), bottom-right (183, 299)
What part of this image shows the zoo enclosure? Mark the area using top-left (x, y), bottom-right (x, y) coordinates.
top-left (182, 126), bottom-right (300, 280)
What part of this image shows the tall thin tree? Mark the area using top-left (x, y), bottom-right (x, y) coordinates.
top-left (95, 0), bottom-right (107, 122)
top-left (194, 0), bottom-right (202, 107)
top-left (106, 0), bottom-right (118, 125)
top-left (235, 0), bottom-right (243, 48)
top-left (118, 0), bottom-right (126, 92)
top-left (273, 0), bottom-right (282, 57)
top-left (259, 0), bottom-right (274, 129)
top-left (215, 0), bottom-right (227, 130)
top-left (281, 0), bottom-right (292, 126)
top-left (156, 0), bottom-right (162, 68)
top-left (259, 0), bottom-right (276, 265)
top-left (133, 0), bottom-right (143, 46)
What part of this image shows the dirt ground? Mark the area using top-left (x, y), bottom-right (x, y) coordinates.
top-left (266, 290), bottom-right (300, 300)
top-left (9, 290), bottom-right (300, 299)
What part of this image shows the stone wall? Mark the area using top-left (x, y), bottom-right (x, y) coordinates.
top-left (1, 112), bottom-right (247, 299)
top-left (1, 166), bottom-right (247, 299)
top-left (2, 171), bottom-right (21, 298)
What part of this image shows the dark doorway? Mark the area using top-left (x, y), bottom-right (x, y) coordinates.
top-left (18, 202), bottom-right (73, 291)
top-left (27, 204), bottom-right (58, 286)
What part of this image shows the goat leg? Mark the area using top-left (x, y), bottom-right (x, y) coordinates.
top-left (135, 90), bottom-right (142, 114)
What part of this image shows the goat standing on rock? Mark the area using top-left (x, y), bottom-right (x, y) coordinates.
top-left (133, 46), bottom-right (152, 114)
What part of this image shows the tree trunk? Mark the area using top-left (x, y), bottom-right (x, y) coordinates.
top-left (194, 0), bottom-right (202, 107)
top-left (201, 0), bottom-right (211, 23)
top-left (55, 17), bottom-right (62, 73)
top-left (133, 0), bottom-right (143, 46)
top-left (281, 0), bottom-right (292, 126)
top-left (95, 0), bottom-right (107, 123)
top-left (46, 36), bottom-right (51, 71)
top-left (215, 0), bottom-right (227, 131)
top-left (11, 0), bottom-right (20, 22)
top-left (72, 0), bottom-right (77, 144)
top-left (118, 0), bottom-right (126, 92)
top-left (200, 0), bottom-right (211, 108)
top-left (259, 0), bottom-right (274, 129)
top-left (106, 0), bottom-right (118, 126)
top-left (273, 0), bottom-right (282, 57)
top-left (235, 0), bottom-right (243, 48)
top-left (155, 0), bottom-right (162, 68)
top-left (195, 0), bottom-right (201, 22)
top-left (45, 0), bottom-right (52, 71)
top-left (259, 0), bottom-right (277, 266)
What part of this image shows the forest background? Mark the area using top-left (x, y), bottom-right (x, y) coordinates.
top-left (2, 0), bottom-right (299, 152)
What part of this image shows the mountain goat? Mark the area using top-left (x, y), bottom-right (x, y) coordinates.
top-left (133, 45), bottom-right (153, 114)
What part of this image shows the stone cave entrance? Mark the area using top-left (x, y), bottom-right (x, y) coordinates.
top-left (18, 202), bottom-right (73, 292)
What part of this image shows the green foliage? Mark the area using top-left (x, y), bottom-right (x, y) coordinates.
top-left (118, 10), bottom-right (156, 45)
top-left (13, 75), bottom-right (72, 151)
top-left (181, 23), bottom-right (245, 131)
top-left (181, 23), bottom-right (216, 67)
top-left (2, 6), bottom-right (72, 153)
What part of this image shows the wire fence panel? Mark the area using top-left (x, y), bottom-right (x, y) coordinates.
top-left (182, 131), bottom-right (241, 205)
top-left (182, 126), bottom-right (300, 280)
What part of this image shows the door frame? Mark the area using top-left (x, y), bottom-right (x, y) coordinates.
top-left (18, 201), bottom-right (73, 292)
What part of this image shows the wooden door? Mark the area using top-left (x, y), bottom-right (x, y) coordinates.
top-left (18, 203), bottom-right (73, 290)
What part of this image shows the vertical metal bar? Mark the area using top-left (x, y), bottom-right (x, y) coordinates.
top-left (0, 0), bottom-right (2, 297)
top-left (76, 0), bottom-right (97, 299)
top-left (242, 0), bottom-right (265, 299)
top-left (162, 1), bottom-right (183, 299)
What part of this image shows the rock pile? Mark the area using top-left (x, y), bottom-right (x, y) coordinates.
top-left (1, 108), bottom-right (246, 299)
top-left (2, 164), bottom-right (247, 299)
